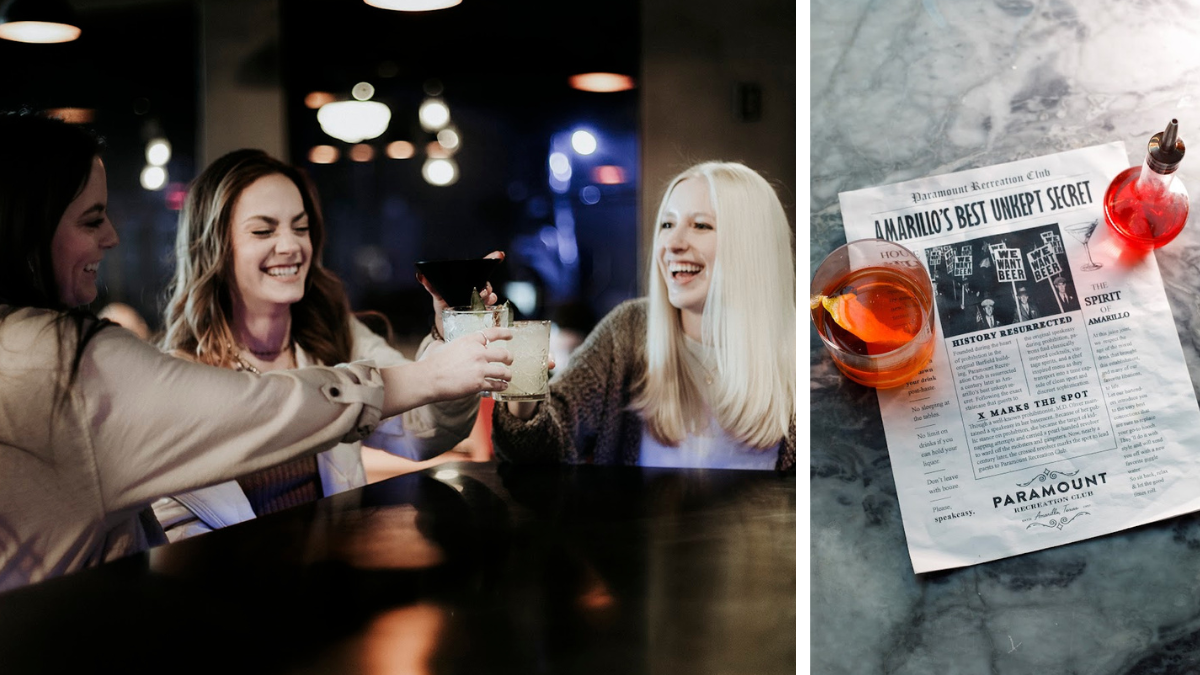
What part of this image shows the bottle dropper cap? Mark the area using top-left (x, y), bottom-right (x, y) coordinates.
top-left (1147, 119), bottom-right (1185, 174)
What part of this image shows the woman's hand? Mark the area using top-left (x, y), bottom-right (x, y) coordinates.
top-left (420, 325), bottom-right (514, 398)
top-left (417, 250), bottom-right (506, 339)
top-left (380, 326), bottom-right (514, 416)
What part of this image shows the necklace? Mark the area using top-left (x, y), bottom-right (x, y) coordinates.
top-left (233, 352), bottom-right (262, 375)
top-left (228, 340), bottom-right (294, 375)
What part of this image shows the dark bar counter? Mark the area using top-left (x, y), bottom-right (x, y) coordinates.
top-left (0, 461), bottom-right (796, 674)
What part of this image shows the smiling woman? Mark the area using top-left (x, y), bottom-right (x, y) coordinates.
top-left (492, 161), bottom-right (797, 471)
top-left (50, 157), bottom-right (118, 308)
top-left (0, 111), bottom-right (516, 589)
top-left (656, 175), bottom-right (718, 341)
top-left (153, 149), bottom-right (498, 540)
top-left (228, 173), bottom-right (314, 342)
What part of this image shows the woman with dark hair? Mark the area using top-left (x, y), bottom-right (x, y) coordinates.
top-left (152, 149), bottom-right (491, 540)
top-left (0, 110), bottom-right (513, 589)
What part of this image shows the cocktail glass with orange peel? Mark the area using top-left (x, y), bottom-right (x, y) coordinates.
top-left (811, 239), bottom-right (936, 388)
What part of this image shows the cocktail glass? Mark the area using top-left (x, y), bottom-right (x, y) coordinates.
top-left (1065, 220), bottom-right (1103, 271)
top-left (492, 320), bottom-right (551, 402)
top-left (810, 238), bottom-right (936, 389)
top-left (441, 305), bottom-right (508, 342)
top-left (442, 305), bottom-right (509, 397)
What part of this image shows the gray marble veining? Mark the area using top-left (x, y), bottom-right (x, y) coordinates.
top-left (810, 1), bottom-right (1200, 672)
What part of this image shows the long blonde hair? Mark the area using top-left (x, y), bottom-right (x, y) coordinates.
top-left (159, 149), bottom-right (352, 367)
top-left (632, 161), bottom-right (795, 448)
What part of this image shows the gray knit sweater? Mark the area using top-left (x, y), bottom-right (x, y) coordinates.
top-left (492, 298), bottom-right (796, 471)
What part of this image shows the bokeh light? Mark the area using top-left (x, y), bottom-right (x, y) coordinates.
top-left (593, 165), bottom-right (626, 185)
top-left (352, 81), bottom-right (375, 101)
top-left (386, 140), bottom-right (415, 159)
top-left (549, 152), bottom-right (571, 180)
top-left (140, 165), bottom-right (167, 191)
top-left (45, 108), bottom-right (94, 124)
top-left (146, 139), bottom-right (171, 166)
top-left (436, 127), bottom-right (460, 151)
top-left (571, 130), bottom-right (597, 156)
top-left (309, 145), bottom-right (340, 164)
top-left (165, 183), bottom-right (188, 211)
top-left (422, 158), bottom-right (458, 186)
top-left (363, 0), bottom-right (462, 10)
top-left (304, 91), bottom-right (337, 109)
top-left (418, 98), bottom-right (450, 131)
top-left (567, 72), bottom-right (635, 93)
top-left (317, 100), bottom-right (391, 143)
top-left (349, 144), bottom-right (376, 162)
top-left (0, 21), bottom-right (81, 44)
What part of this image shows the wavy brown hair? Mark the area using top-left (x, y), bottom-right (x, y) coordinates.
top-left (160, 149), bottom-right (352, 368)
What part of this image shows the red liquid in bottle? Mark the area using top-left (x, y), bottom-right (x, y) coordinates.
top-left (1103, 164), bottom-right (1189, 250)
top-left (1104, 119), bottom-right (1189, 250)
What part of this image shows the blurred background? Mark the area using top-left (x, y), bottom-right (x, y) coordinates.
top-left (0, 0), bottom-right (796, 348)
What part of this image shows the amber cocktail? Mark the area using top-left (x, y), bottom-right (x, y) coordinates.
top-left (810, 239), bottom-right (935, 388)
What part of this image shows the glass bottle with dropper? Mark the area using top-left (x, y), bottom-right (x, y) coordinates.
top-left (1103, 118), bottom-right (1189, 250)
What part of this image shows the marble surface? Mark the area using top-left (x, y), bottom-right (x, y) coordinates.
top-left (809, 1), bottom-right (1200, 672)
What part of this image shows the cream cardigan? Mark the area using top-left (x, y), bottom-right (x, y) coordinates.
top-left (0, 306), bottom-right (385, 590)
top-left (152, 319), bottom-right (478, 541)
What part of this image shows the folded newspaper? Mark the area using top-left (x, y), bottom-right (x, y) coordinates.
top-left (837, 142), bottom-right (1200, 573)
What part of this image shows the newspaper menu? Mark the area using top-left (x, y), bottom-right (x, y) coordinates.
top-left (837, 142), bottom-right (1200, 573)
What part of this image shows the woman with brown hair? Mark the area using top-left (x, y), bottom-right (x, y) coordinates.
top-left (152, 148), bottom-right (499, 540)
top-left (0, 111), bottom-right (512, 590)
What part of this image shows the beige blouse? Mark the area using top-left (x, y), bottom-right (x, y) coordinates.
top-left (0, 306), bottom-right (385, 590)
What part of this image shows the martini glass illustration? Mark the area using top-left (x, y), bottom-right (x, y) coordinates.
top-left (1066, 220), bottom-right (1103, 271)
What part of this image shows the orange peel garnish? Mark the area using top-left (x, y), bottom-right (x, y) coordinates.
top-left (813, 292), bottom-right (915, 347)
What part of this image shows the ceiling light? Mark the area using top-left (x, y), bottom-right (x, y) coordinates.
top-left (317, 100), bottom-right (391, 143)
top-left (363, 0), bottom-right (462, 11)
top-left (568, 73), bottom-right (635, 93)
top-left (0, 0), bottom-right (81, 43)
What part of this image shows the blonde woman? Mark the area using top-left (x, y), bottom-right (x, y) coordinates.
top-left (492, 161), bottom-right (795, 470)
top-left (152, 149), bottom-right (502, 540)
